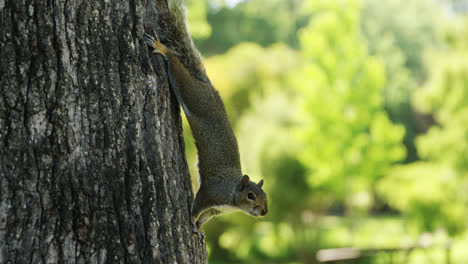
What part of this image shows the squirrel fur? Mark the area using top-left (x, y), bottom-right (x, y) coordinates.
top-left (145, 0), bottom-right (268, 233)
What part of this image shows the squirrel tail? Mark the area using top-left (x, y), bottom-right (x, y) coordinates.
top-left (159, 0), bottom-right (206, 78)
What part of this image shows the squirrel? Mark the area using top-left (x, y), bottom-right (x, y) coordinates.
top-left (144, 0), bottom-right (268, 234)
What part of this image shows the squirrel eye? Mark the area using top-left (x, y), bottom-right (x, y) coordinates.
top-left (247, 192), bottom-right (256, 200)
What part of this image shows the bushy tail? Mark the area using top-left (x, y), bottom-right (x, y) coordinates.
top-left (157, 0), bottom-right (206, 79)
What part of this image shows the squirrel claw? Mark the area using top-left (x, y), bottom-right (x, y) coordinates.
top-left (144, 32), bottom-right (168, 57)
top-left (144, 31), bottom-right (161, 45)
top-left (191, 220), bottom-right (205, 236)
top-left (191, 218), bottom-right (198, 234)
top-left (143, 33), bottom-right (155, 46)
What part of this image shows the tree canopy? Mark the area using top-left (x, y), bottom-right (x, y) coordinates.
top-left (184, 0), bottom-right (468, 263)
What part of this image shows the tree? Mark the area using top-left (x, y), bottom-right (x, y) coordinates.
top-left (194, 0), bottom-right (307, 55)
top-left (294, 0), bottom-right (406, 205)
top-left (361, 0), bottom-right (442, 162)
top-left (0, 0), bottom-right (207, 263)
top-left (378, 16), bottom-right (468, 235)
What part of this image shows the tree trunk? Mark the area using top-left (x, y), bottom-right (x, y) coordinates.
top-left (0, 0), bottom-right (207, 263)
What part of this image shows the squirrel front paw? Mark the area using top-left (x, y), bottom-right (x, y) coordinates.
top-left (191, 218), bottom-right (205, 235)
top-left (191, 221), bottom-right (198, 234)
top-left (191, 217), bottom-right (200, 234)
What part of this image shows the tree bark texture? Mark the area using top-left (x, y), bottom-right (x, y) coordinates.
top-left (0, 0), bottom-right (207, 263)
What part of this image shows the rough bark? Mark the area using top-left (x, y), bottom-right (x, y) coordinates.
top-left (0, 0), bottom-right (207, 263)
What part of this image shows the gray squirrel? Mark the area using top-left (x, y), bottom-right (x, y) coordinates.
top-left (144, 0), bottom-right (268, 233)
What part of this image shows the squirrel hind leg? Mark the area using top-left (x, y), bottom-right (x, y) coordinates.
top-left (144, 32), bottom-right (169, 57)
top-left (143, 33), bottom-right (156, 46)
top-left (143, 30), bottom-right (160, 44)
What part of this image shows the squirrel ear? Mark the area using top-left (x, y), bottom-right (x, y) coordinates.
top-left (258, 179), bottom-right (264, 188)
top-left (239, 175), bottom-right (250, 191)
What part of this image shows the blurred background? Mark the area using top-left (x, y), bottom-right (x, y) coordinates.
top-left (183, 0), bottom-right (468, 263)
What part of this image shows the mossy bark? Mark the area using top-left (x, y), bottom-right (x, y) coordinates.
top-left (0, 0), bottom-right (207, 263)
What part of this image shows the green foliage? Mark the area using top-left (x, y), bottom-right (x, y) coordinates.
top-left (186, 0), bottom-right (211, 39)
top-left (378, 16), bottom-right (468, 235)
top-left (180, 0), bottom-right (468, 263)
top-left (236, 90), bottom-right (309, 221)
top-left (293, 0), bottom-right (405, 202)
top-left (360, 0), bottom-right (442, 162)
top-left (195, 0), bottom-right (308, 55)
top-left (361, 0), bottom-right (441, 82)
top-left (205, 43), bottom-right (299, 123)
top-left (378, 163), bottom-right (466, 233)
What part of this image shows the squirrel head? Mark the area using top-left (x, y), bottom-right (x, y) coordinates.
top-left (235, 175), bottom-right (268, 217)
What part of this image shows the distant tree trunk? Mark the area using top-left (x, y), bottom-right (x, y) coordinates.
top-left (0, 0), bottom-right (207, 263)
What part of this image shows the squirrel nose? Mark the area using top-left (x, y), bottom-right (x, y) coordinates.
top-left (261, 209), bottom-right (268, 216)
